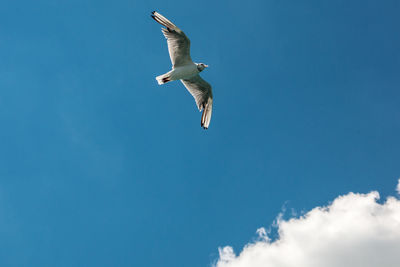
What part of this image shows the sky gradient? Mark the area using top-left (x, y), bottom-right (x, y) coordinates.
top-left (0, 1), bottom-right (399, 266)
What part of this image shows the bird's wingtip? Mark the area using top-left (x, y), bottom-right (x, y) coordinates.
top-left (201, 121), bottom-right (208, 130)
top-left (152, 11), bottom-right (156, 14)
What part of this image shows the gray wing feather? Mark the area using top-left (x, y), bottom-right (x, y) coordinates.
top-left (181, 75), bottom-right (213, 129)
top-left (151, 11), bottom-right (192, 67)
top-left (181, 75), bottom-right (212, 110)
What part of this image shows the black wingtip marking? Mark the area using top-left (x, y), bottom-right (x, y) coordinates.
top-left (201, 121), bottom-right (208, 130)
top-left (152, 11), bottom-right (156, 14)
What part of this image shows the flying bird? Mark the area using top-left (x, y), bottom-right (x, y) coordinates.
top-left (151, 11), bottom-right (213, 129)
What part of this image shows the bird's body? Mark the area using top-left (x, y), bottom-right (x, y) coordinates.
top-left (151, 11), bottom-right (213, 129)
top-left (156, 63), bottom-right (199, 85)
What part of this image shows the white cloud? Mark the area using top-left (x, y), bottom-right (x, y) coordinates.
top-left (215, 188), bottom-right (400, 267)
top-left (397, 178), bottom-right (400, 195)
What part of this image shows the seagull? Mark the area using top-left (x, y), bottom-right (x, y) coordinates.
top-left (151, 11), bottom-right (213, 129)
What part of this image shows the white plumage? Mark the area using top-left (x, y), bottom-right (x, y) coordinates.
top-left (151, 11), bottom-right (213, 129)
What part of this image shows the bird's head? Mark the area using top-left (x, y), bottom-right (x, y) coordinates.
top-left (196, 63), bottom-right (209, 72)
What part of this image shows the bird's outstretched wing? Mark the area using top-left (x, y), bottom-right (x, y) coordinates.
top-left (181, 75), bottom-right (213, 129)
top-left (151, 11), bottom-right (193, 67)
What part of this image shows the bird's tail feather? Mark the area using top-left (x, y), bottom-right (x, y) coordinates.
top-left (156, 72), bottom-right (172, 85)
top-left (201, 97), bottom-right (213, 129)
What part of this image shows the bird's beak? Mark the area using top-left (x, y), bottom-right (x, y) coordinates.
top-left (205, 65), bottom-right (209, 68)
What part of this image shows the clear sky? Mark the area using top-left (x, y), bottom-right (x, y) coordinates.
top-left (0, 1), bottom-right (399, 266)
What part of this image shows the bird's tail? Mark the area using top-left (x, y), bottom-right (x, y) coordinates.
top-left (201, 97), bottom-right (213, 129)
top-left (156, 71), bottom-right (172, 85)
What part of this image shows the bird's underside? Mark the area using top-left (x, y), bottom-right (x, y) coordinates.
top-left (151, 11), bottom-right (213, 129)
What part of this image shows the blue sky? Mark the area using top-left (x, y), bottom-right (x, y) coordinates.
top-left (0, 0), bottom-right (399, 266)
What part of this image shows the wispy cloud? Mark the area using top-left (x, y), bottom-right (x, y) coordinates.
top-left (214, 182), bottom-right (400, 267)
top-left (397, 178), bottom-right (400, 195)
